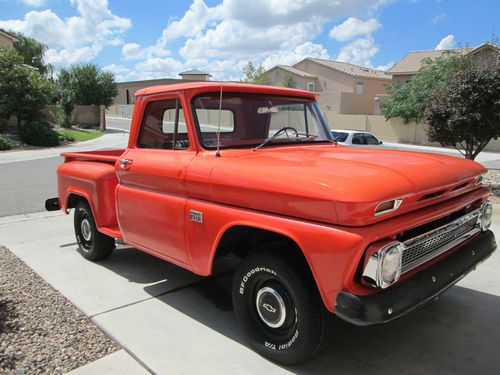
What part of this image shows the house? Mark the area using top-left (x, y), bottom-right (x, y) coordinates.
top-left (265, 57), bottom-right (392, 115)
top-left (114, 70), bottom-right (211, 105)
top-left (388, 42), bottom-right (500, 84)
top-left (0, 28), bottom-right (19, 48)
top-left (179, 69), bottom-right (212, 81)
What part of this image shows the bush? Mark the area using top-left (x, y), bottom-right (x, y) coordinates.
top-left (21, 121), bottom-right (60, 147)
top-left (58, 131), bottom-right (76, 142)
top-left (0, 135), bottom-right (12, 150)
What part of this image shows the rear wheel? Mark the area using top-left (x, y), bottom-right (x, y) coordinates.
top-left (232, 249), bottom-right (334, 364)
top-left (74, 201), bottom-right (114, 261)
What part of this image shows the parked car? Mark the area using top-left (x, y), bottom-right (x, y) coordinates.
top-left (332, 129), bottom-right (383, 146)
top-left (46, 82), bottom-right (496, 365)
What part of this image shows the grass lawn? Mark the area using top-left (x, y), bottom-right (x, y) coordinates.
top-left (57, 129), bottom-right (102, 142)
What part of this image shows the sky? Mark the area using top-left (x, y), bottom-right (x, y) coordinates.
top-left (0, 0), bottom-right (498, 82)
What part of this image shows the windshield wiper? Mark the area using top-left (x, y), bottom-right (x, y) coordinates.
top-left (253, 127), bottom-right (318, 151)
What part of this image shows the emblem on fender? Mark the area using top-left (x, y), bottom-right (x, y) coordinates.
top-left (189, 210), bottom-right (203, 223)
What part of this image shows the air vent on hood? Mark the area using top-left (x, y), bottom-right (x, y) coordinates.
top-left (418, 190), bottom-right (446, 202)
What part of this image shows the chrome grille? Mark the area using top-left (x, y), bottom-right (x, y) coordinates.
top-left (401, 209), bottom-right (480, 273)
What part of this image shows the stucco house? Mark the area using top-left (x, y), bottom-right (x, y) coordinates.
top-left (0, 28), bottom-right (19, 48)
top-left (265, 57), bottom-right (392, 115)
top-left (388, 42), bottom-right (500, 84)
top-left (114, 70), bottom-right (211, 105)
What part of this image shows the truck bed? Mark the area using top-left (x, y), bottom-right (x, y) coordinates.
top-left (61, 149), bottom-right (125, 163)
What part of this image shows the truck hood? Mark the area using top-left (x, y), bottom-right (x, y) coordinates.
top-left (208, 145), bottom-right (486, 226)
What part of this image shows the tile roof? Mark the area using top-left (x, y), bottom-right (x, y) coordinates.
top-left (0, 28), bottom-right (19, 42)
top-left (388, 48), bottom-right (472, 74)
top-left (274, 65), bottom-right (317, 78)
top-left (304, 58), bottom-right (391, 79)
top-left (179, 69), bottom-right (211, 76)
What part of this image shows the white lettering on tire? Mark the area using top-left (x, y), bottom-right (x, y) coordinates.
top-left (239, 267), bottom-right (277, 295)
top-left (264, 330), bottom-right (299, 351)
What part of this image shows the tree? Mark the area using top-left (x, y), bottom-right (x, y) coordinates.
top-left (242, 61), bottom-right (267, 84)
top-left (282, 75), bottom-right (296, 88)
top-left (425, 60), bottom-right (500, 160)
top-left (0, 46), bottom-right (55, 128)
top-left (381, 52), bottom-right (466, 123)
top-left (12, 32), bottom-right (53, 76)
top-left (59, 64), bottom-right (118, 108)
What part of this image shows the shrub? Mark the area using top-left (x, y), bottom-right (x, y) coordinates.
top-left (0, 135), bottom-right (12, 150)
top-left (21, 121), bottom-right (60, 147)
top-left (58, 131), bottom-right (76, 142)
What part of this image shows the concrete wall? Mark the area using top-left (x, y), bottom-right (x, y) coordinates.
top-left (41, 105), bottom-right (100, 126)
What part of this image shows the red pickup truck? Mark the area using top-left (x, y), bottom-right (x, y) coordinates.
top-left (47, 82), bottom-right (496, 364)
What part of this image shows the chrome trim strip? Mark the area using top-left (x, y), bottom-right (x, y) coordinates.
top-left (374, 198), bottom-right (403, 217)
top-left (401, 209), bottom-right (481, 274)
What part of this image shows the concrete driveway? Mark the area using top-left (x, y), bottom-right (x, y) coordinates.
top-left (1, 210), bottom-right (499, 374)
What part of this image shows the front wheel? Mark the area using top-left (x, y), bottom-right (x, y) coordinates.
top-left (74, 201), bottom-right (114, 261)
top-left (232, 250), bottom-right (334, 364)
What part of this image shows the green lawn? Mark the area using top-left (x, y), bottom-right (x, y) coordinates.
top-left (57, 129), bottom-right (102, 142)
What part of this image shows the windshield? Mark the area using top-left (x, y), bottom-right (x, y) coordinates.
top-left (192, 93), bottom-right (333, 149)
top-left (331, 131), bottom-right (348, 142)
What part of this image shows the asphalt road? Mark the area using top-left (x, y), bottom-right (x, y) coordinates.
top-left (0, 156), bottom-right (60, 217)
top-left (0, 117), bottom-right (131, 218)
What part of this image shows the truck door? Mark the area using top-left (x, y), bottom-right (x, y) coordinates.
top-left (115, 96), bottom-right (194, 265)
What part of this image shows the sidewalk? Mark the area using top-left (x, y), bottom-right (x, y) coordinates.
top-left (0, 128), bottom-right (128, 165)
top-left (1, 211), bottom-right (499, 374)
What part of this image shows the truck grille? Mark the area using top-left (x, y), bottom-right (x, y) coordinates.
top-left (401, 209), bottom-right (480, 273)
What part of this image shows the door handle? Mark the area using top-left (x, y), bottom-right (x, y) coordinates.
top-left (119, 158), bottom-right (133, 170)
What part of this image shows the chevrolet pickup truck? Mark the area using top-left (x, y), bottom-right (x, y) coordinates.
top-left (47, 82), bottom-right (496, 364)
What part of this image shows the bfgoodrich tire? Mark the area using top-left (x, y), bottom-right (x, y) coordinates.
top-left (74, 201), bottom-right (115, 261)
top-left (232, 249), bottom-right (334, 364)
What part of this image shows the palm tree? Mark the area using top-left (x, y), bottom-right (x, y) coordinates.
top-left (12, 32), bottom-right (53, 77)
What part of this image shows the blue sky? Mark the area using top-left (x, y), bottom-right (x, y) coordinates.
top-left (0, 0), bottom-right (498, 82)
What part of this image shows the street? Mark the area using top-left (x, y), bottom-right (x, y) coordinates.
top-left (0, 117), bottom-right (129, 217)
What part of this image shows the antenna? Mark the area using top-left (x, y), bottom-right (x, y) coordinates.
top-left (215, 85), bottom-right (223, 157)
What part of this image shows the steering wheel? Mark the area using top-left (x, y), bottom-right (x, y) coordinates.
top-left (271, 126), bottom-right (299, 140)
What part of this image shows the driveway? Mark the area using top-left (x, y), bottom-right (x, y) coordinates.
top-left (0, 210), bottom-right (499, 374)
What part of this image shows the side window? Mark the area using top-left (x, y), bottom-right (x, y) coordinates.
top-left (352, 134), bottom-right (364, 145)
top-left (364, 134), bottom-right (380, 145)
top-left (137, 99), bottom-right (190, 150)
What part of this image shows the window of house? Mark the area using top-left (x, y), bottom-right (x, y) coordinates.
top-left (137, 98), bottom-right (190, 150)
top-left (307, 82), bottom-right (315, 92)
top-left (356, 82), bottom-right (364, 95)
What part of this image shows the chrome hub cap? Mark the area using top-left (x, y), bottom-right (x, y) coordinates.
top-left (81, 218), bottom-right (92, 242)
top-left (256, 286), bottom-right (286, 328)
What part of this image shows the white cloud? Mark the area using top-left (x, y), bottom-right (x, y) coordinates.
top-left (375, 61), bottom-right (394, 71)
top-left (337, 37), bottom-right (379, 67)
top-left (435, 34), bottom-right (455, 50)
top-left (19, 0), bottom-right (46, 7)
top-left (0, 0), bottom-right (131, 68)
top-left (329, 17), bottom-right (380, 41)
top-left (262, 42), bottom-right (329, 69)
top-left (115, 0), bottom-right (393, 81)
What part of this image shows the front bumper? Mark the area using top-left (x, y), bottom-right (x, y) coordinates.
top-left (335, 230), bottom-right (496, 326)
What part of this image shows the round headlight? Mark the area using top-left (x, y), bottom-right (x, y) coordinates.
top-left (479, 201), bottom-right (493, 231)
top-left (379, 244), bottom-right (403, 287)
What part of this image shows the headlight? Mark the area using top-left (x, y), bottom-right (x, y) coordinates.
top-left (363, 242), bottom-right (403, 289)
top-left (479, 201), bottom-right (493, 231)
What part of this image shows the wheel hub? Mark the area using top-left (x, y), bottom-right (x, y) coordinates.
top-left (256, 286), bottom-right (286, 328)
top-left (81, 218), bottom-right (92, 242)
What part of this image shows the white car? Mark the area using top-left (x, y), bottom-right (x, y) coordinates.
top-left (331, 129), bottom-right (383, 146)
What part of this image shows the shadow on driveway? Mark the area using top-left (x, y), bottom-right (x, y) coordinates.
top-left (95, 246), bottom-right (500, 374)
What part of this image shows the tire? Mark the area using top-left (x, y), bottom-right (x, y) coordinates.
top-left (232, 248), bottom-right (334, 364)
top-left (74, 200), bottom-right (115, 261)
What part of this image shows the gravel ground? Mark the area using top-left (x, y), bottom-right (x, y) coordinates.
top-left (484, 170), bottom-right (500, 203)
top-left (0, 246), bottom-right (119, 374)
